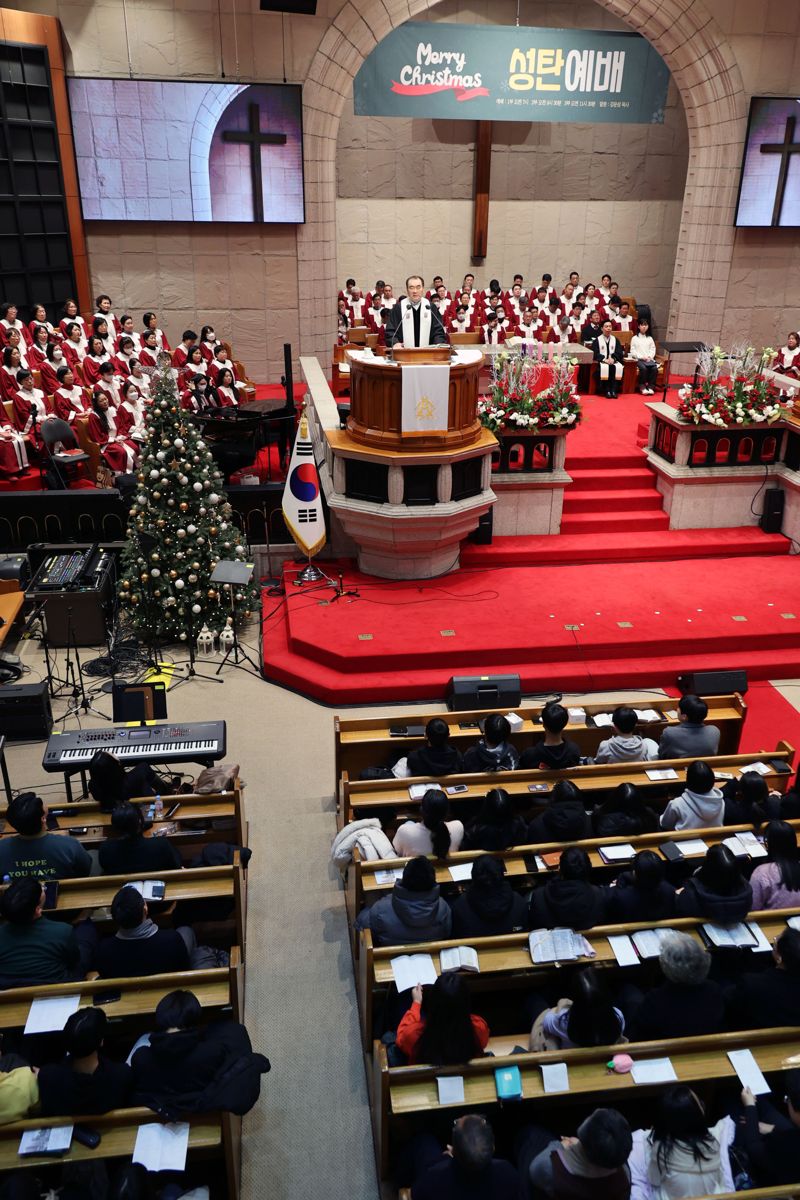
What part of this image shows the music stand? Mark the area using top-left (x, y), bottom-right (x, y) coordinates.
top-left (211, 560), bottom-right (260, 677)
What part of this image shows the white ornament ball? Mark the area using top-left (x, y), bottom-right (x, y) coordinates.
top-left (174, 438), bottom-right (184, 449)
top-left (167, 498), bottom-right (175, 506)
top-left (179, 632), bottom-right (187, 640)
top-left (187, 524), bottom-right (197, 534)
top-left (177, 529), bottom-right (186, 539)
top-left (137, 494), bottom-right (147, 504)
top-left (179, 475), bottom-right (188, 486)
top-left (199, 507), bottom-right (207, 516)
top-left (220, 523), bottom-right (228, 530)
top-left (208, 493), bottom-right (220, 505)
top-left (156, 451), bottom-right (165, 462)
top-left (192, 603), bottom-right (201, 614)
top-left (149, 469), bottom-right (160, 480)
top-left (196, 536), bottom-right (205, 545)
top-left (151, 568), bottom-right (161, 578)
top-left (197, 440), bottom-right (205, 450)
top-left (193, 482), bottom-right (203, 492)
top-left (175, 579), bottom-right (185, 590)
top-left (235, 545), bottom-right (245, 556)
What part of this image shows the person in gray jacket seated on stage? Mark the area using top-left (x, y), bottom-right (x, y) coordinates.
top-left (384, 276), bottom-right (449, 348)
top-left (657, 694), bottom-right (720, 759)
top-left (353, 856), bottom-right (452, 946)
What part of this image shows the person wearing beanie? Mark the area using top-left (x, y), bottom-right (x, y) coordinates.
top-left (353, 856), bottom-right (452, 946)
top-left (660, 762), bottom-right (724, 831)
top-left (451, 855), bottom-right (528, 938)
top-left (594, 707), bottom-right (659, 764)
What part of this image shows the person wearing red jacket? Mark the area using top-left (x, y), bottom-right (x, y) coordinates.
top-left (396, 975), bottom-right (489, 1065)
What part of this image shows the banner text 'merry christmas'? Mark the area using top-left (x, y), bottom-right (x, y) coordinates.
top-left (398, 42), bottom-right (480, 89)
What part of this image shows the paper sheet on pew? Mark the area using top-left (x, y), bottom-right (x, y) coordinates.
top-left (728, 1048), bottom-right (770, 1095)
top-left (390, 953), bottom-right (437, 992)
top-left (133, 1122), bottom-right (190, 1172)
top-left (448, 862), bottom-right (474, 881)
top-left (631, 1058), bottom-right (678, 1085)
top-left (541, 1063), bottom-right (570, 1094)
top-left (676, 839), bottom-right (709, 857)
top-left (646, 768), bottom-right (679, 781)
top-left (25, 994), bottom-right (81, 1035)
top-left (436, 1076), bottom-right (465, 1105)
top-left (608, 934), bottom-right (639, 967)
top-left (374, 868), bottom-right (404, 885)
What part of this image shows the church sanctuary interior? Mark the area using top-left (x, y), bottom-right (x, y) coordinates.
top-left (4, 0), bottom-right (800, 1198)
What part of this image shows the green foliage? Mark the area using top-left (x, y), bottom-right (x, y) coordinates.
top-left (119, 362), bottom-right (258, 643)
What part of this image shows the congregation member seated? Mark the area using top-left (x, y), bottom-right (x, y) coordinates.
top-left (592, 783), bottom-right (658, 838)
top-left (0, 1060), bottom-right (39, 1126)
top-left (629, 319), bottom-right (659, 394)
top-left (519, 702), bottom-right (581, 770)
top-left (392, 718), bottom-right (463, 778)
top-left (405, 1113), bottom-right (524, 1200)
top-left (462, 788), bottom-right (526, 851)
top-left (721, 771), bottom-right (769, 826)
top-left (727, 928), bottom-right (800, 1029)
top-left (353, 855), bottom-right (452, 946)
top-left (763, 765), bottom-right (800, 821)
top-left (749, 820), bottom-right (800, 909)
top-left (37, 1007), bottom-right (132, 1117)
top-left (659, 761), bottom-right (724, 830)
top-left (396, 973), bottom-right (489, 1065)
top-left (518, 1107), bottom-right (633, 1200)
top-left (594, 706), bottom-right (659, 763)
top-left (594, 320), bottom-right (625, 398)
top-left (674, 843), bottom-right (753, 921)
top-left (527, 779), bottom-right (592, 844)
top-left (529, 965), bottom-right (626, 1051)
top-left (461, 714), bottom-right (519, 772)
top-left (0, 877), bottom-right (96, 986)
top-left (130, 988), bottom-right (270, 1118)
top-left (392, 788), bottom-right (464, 858)
top-left (625, 932), bottom-right (724, 1041)
top-left (96, 885), bottom-right (191, 978)
top-left (657, 694), bottom-right (720, 758)
top-left (450, 855), bottom-right (528, 938)
top-left (98, 802), bottom-right (183, 875)
top-left (736, 1074), bottom-right (800, 1186)
top-left (629, 1086), bottom-right (733, 1200)
top-left (604, 850), bottom-right (677, 923)
top-left (529, 847), bottom-right (606, 930)
top-left (88, 748), bottom-right (160, 811)
top-left (0, 791), bottom-right (92, 881)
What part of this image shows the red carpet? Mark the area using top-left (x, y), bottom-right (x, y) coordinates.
top-left (738, 681), bottom-right (800, 757)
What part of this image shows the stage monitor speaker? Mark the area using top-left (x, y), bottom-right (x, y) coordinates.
top-left (469, 508), bottom-right (493, 545)
top-left (447, 674), bottom-right (521, 712)
top-left (0, 554), bottom-right (30, 588)
top-left (677, 669), bottom-right (748, 696)
top-left (260, 0), bottom-right (317, 12)
top-left (0, 681), bottom-right (53, 740)
top-left (759, 488), bottom-right (785, 534)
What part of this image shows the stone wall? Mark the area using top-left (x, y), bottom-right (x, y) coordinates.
top-left (336, 0), bottom-right (689, 326)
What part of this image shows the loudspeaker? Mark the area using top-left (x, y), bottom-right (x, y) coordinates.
top-left (0, 681), bottom-right (53, 740)
top-left (0, 554), bottom-right (30, 588)
top-left (759, 488), bottom-right (785, 534)
top-left (447, 674), bottom-right (521, 712)
top-left (260, 0), bottom-right (316, 12)
top-left (469, 509), bottom-right (493, 545)
top-left (677, 669), bottom-right (748, 696)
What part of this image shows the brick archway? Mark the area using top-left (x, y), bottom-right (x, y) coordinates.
top-left (297, 0), bottom-right (746, 361)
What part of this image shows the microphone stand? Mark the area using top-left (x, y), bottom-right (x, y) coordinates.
top-left (29, 402), bottom-right (46, 488)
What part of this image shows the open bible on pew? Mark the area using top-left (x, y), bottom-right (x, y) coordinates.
top-left (440, 946), bottom-right (479, 974)
top-left (529, 928), bottom-right (595, 963)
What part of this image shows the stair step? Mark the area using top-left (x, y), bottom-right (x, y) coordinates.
top-left (567, 466), bottom-right (656, 489)
top-left (460, 528), bottom-right (791, 568)
top-left (560, 511), bottom-right (671, 534)
top-left (563, 489), bottom-right (664, 513)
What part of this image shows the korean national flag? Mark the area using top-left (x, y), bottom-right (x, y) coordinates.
top-left (282, 415), bottom-right (326, 557)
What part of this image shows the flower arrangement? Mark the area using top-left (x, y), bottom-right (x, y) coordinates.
top-left (677, 343), bottom-right (789, 427)
top-left (478, 349), bottom-right (582, 433)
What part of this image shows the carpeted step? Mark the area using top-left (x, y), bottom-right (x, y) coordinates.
top-left (460, 528), bottom-right (791, 568)
top-left (562, 488), bottom-right (664, 514)
top-left (559, 510), bottom-right (670, 534)
top-left (566, 453), bottom-right (646, 470)
top-left (567, 466), bottom-right (657, 490)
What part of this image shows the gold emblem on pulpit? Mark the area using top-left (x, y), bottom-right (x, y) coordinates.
top-left (416, 395), bottom-right (435, 424)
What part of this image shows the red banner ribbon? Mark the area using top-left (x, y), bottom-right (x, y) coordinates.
top-left (390, 80), bottom-right (489, 101)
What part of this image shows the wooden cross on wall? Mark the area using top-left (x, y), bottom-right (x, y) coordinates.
top-left (472, 120), bottom-right (492, 262)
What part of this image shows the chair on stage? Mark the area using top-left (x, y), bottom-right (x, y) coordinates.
top-left (40, 416), bottom-right (90, 489)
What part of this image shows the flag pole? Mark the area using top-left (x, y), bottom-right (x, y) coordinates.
top-left (296, 554), bottom-right (324, 585)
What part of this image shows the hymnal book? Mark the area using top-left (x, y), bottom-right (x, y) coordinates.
top-left (567, 707), bottom-right (587, 723)
top-left (599, 843), bottom-right (636, 863)
top-left (723, 833), bottom-right (767, 860)
top-left (739, 762), bottom-right (771, 776)
top-left (592, 712), bottom-right (614, 728)
top-left (408, 784), bottom-right (431, 800)
top-left (529, 928), bottom-right (594, 964)
top-left (19, 1125), bottom-right (73, 1157)
top-left (495, 1064), bottom-right (523, 1100)
top-left (631, 1058), bottom-right (677, 1085)
top-left (631, 928), bottom-right (678, 959)
top-left (390, 953), bottom-right (437, 993)
top-left (635, 709), bottom-right (663, 722)
top-left (440, 946), bottom-right (480, 974)
top-left (133, 1122), bottom-right (190, 1172)
top-left (646, 768), bottom-right (679, 781)
top-left (701, 922), bottom-right (758, 949)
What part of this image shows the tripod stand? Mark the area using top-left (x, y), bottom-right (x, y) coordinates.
top-left (61, 605), bottom-right (110, 724)
top-left (210, 560), bottom-right (260, 678)
top-left (168, 602), bottom-right (224, 691)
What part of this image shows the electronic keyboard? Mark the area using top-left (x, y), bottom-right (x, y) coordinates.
top-left (42, 721), bottom-right (226, 773)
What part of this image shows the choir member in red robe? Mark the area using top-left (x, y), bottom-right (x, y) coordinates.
top-left (199, 325), bottom-right (222, 363)
top-left (381, 284), bottom-right (397, 310)
top-left (1, 346), bottom-right (23, 404)
top-left (0, 301), bottom-right (33, 348)
top-left (87, 390), bottom-right (139, 475)
top-left (337, 300), bottom-right (350, 345)
top-left (115, 380), bottom-right (147, 442)
top-left (113, 337), bottom-right (138, 376)
top-left (62, 322), bottom-right (88, 371)
top-left (546, 318), bottom-right (578, 346)
top-left (338, 277), bottom-right (356, 303)
top-left (598, 273), bottom-right (613, 304)
top-left (28, 323), bottom-right (51, 371)
top-left (365, 280), bottom-right (385, 309)
top-left (583, 284), bottom-right (601, 313)
top-left (347, 289), bottom-right (366, 324)
top-left (3, 328), bottom-right (28, 371)
top-left (431, 286), bottom-right (452, 324)
top-left (612, 302), bottom-right (635, 333)
top-left (516, 310), bottom-right (543, 343)
top-left (28, 303), bottom-right (56, 344)
top-left (181, 373), bottom-right (214, 413)
top-left (142, 311), bottom-right (170, 353)
top-left (129, 359), bottom-right (151, 402)
top-left (449, 306), bottom-right (473, 335)
top-left (183, 346), bottom-right (208, 381)
top-left (58, 299), bottom-right (87, 342)
top-left (92, 315), bottom-right (115, 357)
top-left (139, 330), bottom-right (162, 369)
top-left (0, 404), bottom-right (29, 475)
top-left (82, 335), bottom-right (111, 387)
top-left (364, 298), bottom-right (387, 343)
top-left (208, 345), bottom-right (235, 385)
top-left (12, 369), bottom-right (52, 448)
top-left (209, 368), bottom-right (241, 408)
top-left (559, 283), bottom-right (578, 311)
top-left (777, 332), bottom-right (800, 378)
top-left (95, 362), bottom-right (122, 408)
top-left (93, 294), bottom-right (121, 338)
top-left (115, 314), bottom-right (140, 353)
top-left (40, 342), bottom-right (68, 396)
top-left (53, 366), bottom-right (89, 423)
top-left (171, 330), bottom-right (198, 370)
top-left (481, 314), bottom-right (506, 346)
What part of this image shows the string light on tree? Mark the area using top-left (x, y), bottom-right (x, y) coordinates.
top-left (119, 354), bottom-right (258, 641)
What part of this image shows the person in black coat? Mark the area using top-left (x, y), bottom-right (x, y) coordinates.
top-left (593, 320), bottom-right (625, 398)
top-left (518, 704), bottom-right (581, 771)
top-left (529, 847), bottom-right (606, 931)
top-left (675, 843), bottom-right (753, 923)
top-left (402, 719), bottom-right (463, 778)
top-left (88, 750), bottom-right (159, 812)
top-left (37, 1007), bottom-right (132, 1117)
top-left (98, 802), bottom-right (183, 876)
top-left (405, 1113), bottom-right (524, 1200)
top-left (626, 931), bottom-right (724, 1041)
top-left (96, 885), bottom-right (191, 978)
top-left (526, 780), bottom-right (591, 844)
top-left (736, 1071), bottom-right (800, 1186)
top-left (384, 279), bottom-right (449, 349)
top-left (462, 788), bottom-right (526, 852)
top-left (727, 928), bottom-right (800, 1030)
top-left (451, 856), bottom-right (528, 938)
top-left (592, 783), bottom-right (658, 839)
top-left (721, 772), bottom-right (769, 827)
top-left (604, 850), bottom-right (677, 924)
top-left (131, 989), bottom-right (269, 1118)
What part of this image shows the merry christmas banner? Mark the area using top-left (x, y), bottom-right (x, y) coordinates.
top-left (354, 24), bottom-right (669, 124)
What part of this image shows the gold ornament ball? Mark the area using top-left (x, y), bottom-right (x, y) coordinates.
top-left (169, 570), bottom-right (178, 579)
top-left (156, 519), bottom-right (165, 528)
top-left (179, 502), bottom-right (188, 512)
top-left (118, 591), bottom-right (127, 601)
top-left (122, 580), bottom-right (130, 590)
top-left (207, 588), bottom-right (217, 599)
top-left (140, 572), bottom-right (149, 584)
top-left (137, 473), bottom-right (145, 483)
top-left (153, 491), bottom-right (161, 500)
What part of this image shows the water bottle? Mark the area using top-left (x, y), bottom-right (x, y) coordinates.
top-left (154, 795), bottom-right (164, 819)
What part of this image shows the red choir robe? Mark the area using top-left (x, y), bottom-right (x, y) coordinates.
top-left (82, 353), bottom-right (111, 387)
top-left (199, 338), bottom-right (222, 363)
top-left (54, 385), bottom-right (89, 424)
top-left (115, 399), bottom-right (146, 441)
top-left (481, 325), bottom-right (506, 346)
top-left (364, 312), bottom-right (386, 345)
top-left (140, 347), bottom-right (162, 369)
top-left (59, 315), bottom-right (87, 341)
top-left (0, 409), bottom-right (29, 475)
top-left (546, 326), bottom-right (578, 345)
top-left (0, 319), bottom-right (32, 348)
top-left (40, 359), bottom-right (63, 396)
top-left (87, 408), bottom-right (138, 473)
top-left (777, 345), bottom-right (800, 377)
top-left (93, 310), bottom-right (122, 337)
top-left (516, 320), bottom-right (543, 342)
top-left (347, 298), bottom-right (367, 324)
top-left (115, 331), bottom-right (141, 354)
top-left (112, 353), bottom-right (137, 377)
top-left (151, 328), bottom-right (170, 352)
top-left (212, 384), bottom-right (241, 408)
top-left (449, 317), bottom-right (474, 335)
top-left (208, 358), bottom-right (233, 385)
top-left (612, 316), bottom-right (635, 333)
top-left (63, 340), bottom-right (87, 371)
top-left (28, 344), bottom-right (49, 372)
top-left (170, 345), bottom-right (192, 369)
top-left (0, 365), bottom-right (21, 404)
top-left (94, 378), bottom-right (121, 409)
top-left (28, 319), bottom-right (56, 342)
top-left (130, 372), bottom-right (151, 402)
top-left (12, 387), bottom-right (50, 445)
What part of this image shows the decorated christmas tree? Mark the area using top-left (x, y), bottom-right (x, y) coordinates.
top-left (119, 357), bottom-right (259, 644)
